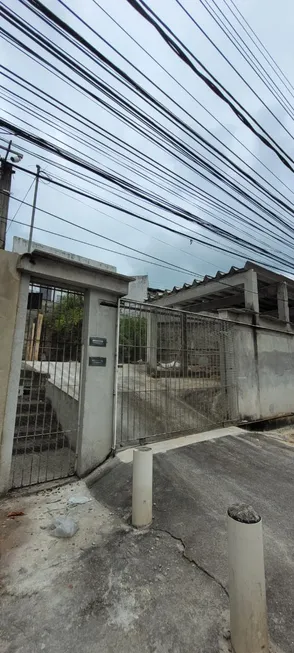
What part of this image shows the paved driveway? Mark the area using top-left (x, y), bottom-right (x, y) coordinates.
top-left (92, 431), bottom-right (294, 653)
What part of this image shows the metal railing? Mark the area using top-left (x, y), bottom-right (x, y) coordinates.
top-left (116, 300), bottom-right (236, 447)
top-left (11, 282), bottom-right (83, 488)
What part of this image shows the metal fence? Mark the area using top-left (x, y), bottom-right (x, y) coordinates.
top-left (116, 300), bottom-right (236, 447)
top-left (11, 282), bottom-right (83, 488)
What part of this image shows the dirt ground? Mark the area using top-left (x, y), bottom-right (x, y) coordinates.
top-left (267, 425), bottom-right (294, 445)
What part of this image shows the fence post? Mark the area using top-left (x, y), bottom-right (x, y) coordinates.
top-left (228, 503), bottom-right (269, 653)
top-left (147, 312), bottom-right (157, 374)
top-left (132, 446), bottom-right (153, 528)
top-left (181, 312), bottom-right (188, 377)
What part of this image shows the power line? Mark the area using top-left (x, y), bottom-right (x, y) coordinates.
top-left (7, 0), bottom-right (294, 206)
top-left (57, 0), bottom-right (294, 189)
top-left (194, 0), bottom-right (294, 120)
top-left (4, 116), bottom-right (294, 263)
top-left (6, 216), bottom-right (195, 277)
top-left (4, 69), bottom-right (294, 231)
top-left (4, 84), bottom-right (294, 243)
top-left (5, 116), bottom-right (294, 273)
top-left (3, 169), bottom-right (294, 273)
top-left (41, 178), bottom-right (229, 272)
top-left (6, 176), bottom-right (35, 232)
top-left (42, 161), bottom-right (294, 261)
top-left (2, 191), bottom-right (208, 277)
top-left (2, 26), bottom-right (294, 262)
top-left (226, 0), bottom-right (294, 98)
top-left (5, 213), bottom-right (291, 298)
top-left (124, 0), bottom-right (294, 169)
top-left (2, 1), bottom-right (294, 270)
top-left (90, 0), bottom-right (294, 201)
top-left (3, 0), bottom-right (294, 178)
top-left (11, 132), bottom-right (294, 257)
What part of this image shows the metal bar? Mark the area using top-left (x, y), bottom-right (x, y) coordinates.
top-left (112, 298), bottom-right (120, 453)
top-left (11, 281), bottom-right (84, 488)
top-left (116, 299), bottom-right (237, 448)
top-left (28, 165), bottom-right (40, 253)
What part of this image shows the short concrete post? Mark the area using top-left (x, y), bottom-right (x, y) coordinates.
top-left (228, 504), bottom-right (269, 653)
top-left (132, 447), bottom-right (153, 528)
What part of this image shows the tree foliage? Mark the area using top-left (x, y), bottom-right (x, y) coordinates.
top-left (46, 294), bottom-right (84, 333)
top-left (119, 315), bottom-right (147, 363)
top-left (44, 295), bottom-right (147, 363)
top-left (44, 294), bottom-right (84, 360)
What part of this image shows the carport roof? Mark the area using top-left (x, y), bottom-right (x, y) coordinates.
top-left (147, 261), bottom-right (294, 315)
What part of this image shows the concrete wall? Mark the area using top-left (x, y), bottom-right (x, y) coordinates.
top-left (125, 275), bottom-right (149, 302)
top-left (0, 252), bottom-right (20, 447)
top-left (0, 252), bottom-right (28, 494)
top-left (257, 326), bottom-right (294, 418)
top-left (45, 381), bottom-right (79, 451)
top-left (222, 310), bottom-right (294, 422)
top-left (13, 236), bottom-right (117, 273)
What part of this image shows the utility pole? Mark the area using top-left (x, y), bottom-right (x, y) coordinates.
top-left (0, 141), bottom-right (13, 250)
top-left (0, 141), bottom-right (23, 250)
top-left (28, 165), bottom-right (41, 253)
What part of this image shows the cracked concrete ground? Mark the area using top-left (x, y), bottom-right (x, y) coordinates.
top-left (0, 477), bottom-right (230, 653)
top-left (92, 431), bottom-right (294, 653)
top-left (1, 430), bottom-right (293, 652)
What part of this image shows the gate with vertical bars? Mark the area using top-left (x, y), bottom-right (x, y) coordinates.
top-left (11, 281), bottom-right (83, 488)
top-left (116, 300), bottom-right (236, 447)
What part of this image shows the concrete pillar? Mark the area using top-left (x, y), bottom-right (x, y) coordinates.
top-left (218, 309), bottom-right (239, 422)
top-left (0, 273), bottom-right (30, 495)
top-left (77, 290), bottom-right (118, 476)
top-left (132, 446), bottom-right (153, 528)
top-left (147, 311), bottom-right (157, 374)
top-left (228, 503), bottom-right (269, 653)
top-left (277, 281), bottom-right (290, 323)
top-left (244, 269), bottom-right (259, 313)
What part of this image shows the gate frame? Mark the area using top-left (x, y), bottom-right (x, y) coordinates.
top-left (10, 280), bottom-right (85, 489)
top-left (115, 299), bottom-right (238, 449)
top-left (0, 249), bottom-right (132, 494)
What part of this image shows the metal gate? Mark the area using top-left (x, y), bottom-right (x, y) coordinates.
top-left (10, 282), bottom-right (83, 488)
top-left (116, 300), bottom-right (236, 447)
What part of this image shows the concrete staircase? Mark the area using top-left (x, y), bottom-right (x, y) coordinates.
top-left (13, 367), bottom-right (66, 455)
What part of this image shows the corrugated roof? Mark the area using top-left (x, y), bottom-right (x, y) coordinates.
top-left (148, 264), bottom-right (241, 301)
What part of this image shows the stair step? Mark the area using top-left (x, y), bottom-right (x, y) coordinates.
top-left (20, 367), bottom-right (49, 377)
top-left (21, 379), bottom-right (46, 388)
top-left (16, 400), bottom-right (47, 414)
top-left (14, 416), bottom-right (63, 437)
top-left (16, 410), bottom-right (55, 427)
top-left (23, 388), bottom-right (46, 401)
top-left (13, 433), bottom-right (67, 455)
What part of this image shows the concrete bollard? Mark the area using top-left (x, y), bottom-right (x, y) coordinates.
top-left (228, 503), bottom-right (269, 653)
top-left (132, 446), bottom-right (153, 528)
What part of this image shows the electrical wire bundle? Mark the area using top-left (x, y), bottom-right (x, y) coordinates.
top-left (1, 0), bottom-right (294, 284)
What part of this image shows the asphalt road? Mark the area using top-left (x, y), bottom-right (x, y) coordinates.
top-left (92, 431), bottom-right (294, 653)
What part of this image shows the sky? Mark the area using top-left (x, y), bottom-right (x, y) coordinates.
top-left (1, 0), bottom-right (294, 290)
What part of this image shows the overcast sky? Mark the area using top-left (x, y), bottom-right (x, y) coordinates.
top-left (1, 0), bottom-right (294, 289)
